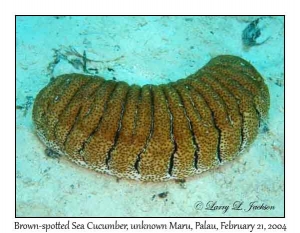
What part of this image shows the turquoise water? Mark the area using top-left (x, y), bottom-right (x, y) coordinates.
top-left (16, 16), bottom-right (284, 217)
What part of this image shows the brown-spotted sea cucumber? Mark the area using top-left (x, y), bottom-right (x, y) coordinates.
top-left (32, 55), bottom-right (270, 182)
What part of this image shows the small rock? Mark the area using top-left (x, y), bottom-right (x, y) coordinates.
top-left (45, 148), bottom-right (61, 159)
top-left (158, 191), bottom-right (168, 198)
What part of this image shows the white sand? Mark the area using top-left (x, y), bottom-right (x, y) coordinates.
top-left (16, 16), bottom-right (284, 217)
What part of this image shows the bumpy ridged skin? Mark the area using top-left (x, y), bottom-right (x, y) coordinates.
top-left (32, 55), bottom-right (270, 182)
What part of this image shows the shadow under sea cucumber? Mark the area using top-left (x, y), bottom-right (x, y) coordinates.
top-left (32, 55), bottom-right (270, 182)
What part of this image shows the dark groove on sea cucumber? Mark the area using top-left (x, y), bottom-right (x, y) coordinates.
top-left (191, 78), bottom-right (239, 161)
top-left (162, 87), bottom-right (177, 177)
top-left (179, 83), bottom-right (217, 166)
top-left (201, 73), bottom-right (243, 151)
top-left (199, 78), bottom-right (231, 126)
top-left (134, 153), bottom-right (141, 174)
top-left (53, 79), bottom-right (91, 142)
top-left (78, 82), bottom-right (118, 155)
top-left (82, 81), bottom-right (106, 118)
top-left (205, 70), bottom-right (245, 152)
top-left (211, 112), bottom-right (222, 163)
top-left (132, 88), bottom-right (144, 174)
top-left (188, 84), bottom-right (222, 163)
top-left (63, 106), bottom-right (82, 147)
top-left (61, 82), bottom-right (102, 148)
top-left (106, 88), bottom-right (130, 170)
top-left (134, 86), bottom-right (155, 174)
top-left (63, 80), bottom-right (115, 161)
top-left (184, 85), bottom-right (203, 122)
top-left (173, 86), bottom-right (200, 170)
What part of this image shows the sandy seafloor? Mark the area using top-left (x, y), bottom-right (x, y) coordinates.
top-left (16, 16), bottom-right (284, 217)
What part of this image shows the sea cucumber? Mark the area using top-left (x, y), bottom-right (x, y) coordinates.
top-left (32, 55), bottom-right (270, 182)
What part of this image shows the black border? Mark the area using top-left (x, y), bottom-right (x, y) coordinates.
top-left (15, 15), bottom-right (285, 218)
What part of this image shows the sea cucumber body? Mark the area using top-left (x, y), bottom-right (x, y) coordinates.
top-left (32, 55), bottom-right (269, 181)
